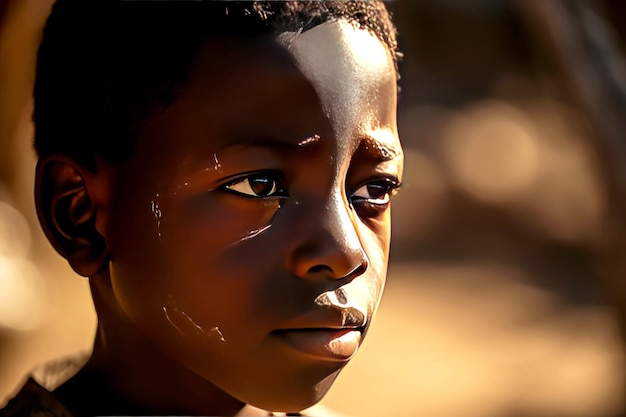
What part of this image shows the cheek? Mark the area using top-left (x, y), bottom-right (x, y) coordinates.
top-left (106, 191), bottom-right (286, 370)
top-left (346, 212), bottom-right (392, 315)
top-left (361, 210), bottom-right (392, 270)
top-left (367, 212), bottom-right (392, 285)
top-left (159, 192), bottom-right (282, 253)
top-left (107, 185), bottom-right (167, 313)
top-left (144, 192), bottom-right (288, 340)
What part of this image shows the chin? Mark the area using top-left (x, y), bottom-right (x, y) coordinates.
top-left (235, 366), bottom-right (342, 413)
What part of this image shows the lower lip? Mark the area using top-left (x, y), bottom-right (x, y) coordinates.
top-left (273, 328), bottom-right (362, 361)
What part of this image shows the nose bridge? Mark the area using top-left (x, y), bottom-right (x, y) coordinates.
top-left (325, 191), bottom-right (362, 258)
top-left (289, 188), bottom-right (368, 280)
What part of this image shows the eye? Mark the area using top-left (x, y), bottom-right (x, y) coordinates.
top-left (221, 172), bottom-right (288, 199)
top-left (350, 178), bottom-right (400, 218)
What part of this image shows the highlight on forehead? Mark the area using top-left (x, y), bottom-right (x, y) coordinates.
top-left (34, 0), bottom-right (400, 164)
top-left (256, 1), bottom-right (400, 67)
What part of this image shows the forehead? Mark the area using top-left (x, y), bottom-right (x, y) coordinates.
top-left (277, 20), bottom-right (398, 141)
top-left (138, 19), bottom-right (399, 165)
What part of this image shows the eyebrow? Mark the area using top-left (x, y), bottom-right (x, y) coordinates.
top-left (358, 136), bottom-right (401, 162)
top-left (218, 132), bottom-right (315, 150)
top-left (214, 131), bottom-right (400, 162)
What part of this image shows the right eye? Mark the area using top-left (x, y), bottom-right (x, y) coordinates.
top-left (220, 172), bottom-right (288, 199)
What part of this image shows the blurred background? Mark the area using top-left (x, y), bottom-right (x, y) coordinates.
top-left (2, 0), bottom-right (626, 416)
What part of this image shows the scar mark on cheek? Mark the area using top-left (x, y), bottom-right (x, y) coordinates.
top-left (228, 198), bottom-right (285, 248)
top-left (230, 224), bottom-right (272, 247)
top-left (211, 326), bottom-right (226, 342)
top-left (163, 296), bottom-right (226, 342)
top-left (298, 134), bottom-right (321, 147)
top-left (150, 193), bottom-right (162, 238)
top-left (201, 154), bottom-right (222, 173)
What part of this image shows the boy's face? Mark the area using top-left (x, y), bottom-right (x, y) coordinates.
top-left (102, 20), bottom-right (402, 410)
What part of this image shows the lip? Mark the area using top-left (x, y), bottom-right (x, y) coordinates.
top-left (277, 303), bottom-right (368, 331)
top-left (272, 327), bottom-right (364, 361)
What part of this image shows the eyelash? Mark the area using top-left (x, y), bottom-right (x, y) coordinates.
top-left (220, 171), bottom-right (288, 199)
top-left (219, 171), bottom-right (401, 217)
top-left (349, 177), bottom-right (401, 218)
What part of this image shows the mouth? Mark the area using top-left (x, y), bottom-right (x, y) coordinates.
top-left (314, 291), bottom-right (367, 329)
top-left (272, 326), bottom-right (365, 361)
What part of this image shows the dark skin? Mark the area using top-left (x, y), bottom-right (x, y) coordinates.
top-left (36, 21), bottom-right (404, 416)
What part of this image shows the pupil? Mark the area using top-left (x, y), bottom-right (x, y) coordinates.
top-left (367, 184), bottom-right (387, 199)
top-left (250, 177), bottom-right (272, 196)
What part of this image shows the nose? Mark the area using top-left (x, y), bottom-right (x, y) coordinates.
top-left (286, 193), bottom-right (368, 280)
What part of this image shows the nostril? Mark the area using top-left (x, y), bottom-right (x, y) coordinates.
top-left (306, 261), bottom-right (367, 279)
top-left (346, 260), bottom-right (368, 280)
top-left (308, 265), bottom-right (332, 274)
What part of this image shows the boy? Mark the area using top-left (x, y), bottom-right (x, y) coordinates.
top-left (2, 0), bottom-right (403, 415)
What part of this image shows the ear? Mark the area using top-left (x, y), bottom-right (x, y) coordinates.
top-left (35, 155), bottom-right (109, 277)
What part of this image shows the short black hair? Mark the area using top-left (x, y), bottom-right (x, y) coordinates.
top-left (33, 0), bottom-right (399, 169)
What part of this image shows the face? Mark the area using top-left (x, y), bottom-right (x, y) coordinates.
top-left (103, 20), bottom-right (403, 411)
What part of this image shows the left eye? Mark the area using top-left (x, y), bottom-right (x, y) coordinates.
top-left (221, 172), bottom-right (288, 198)
top-left (351, 182), bottom-right (394, 205)
top-left (350, 178), bottom-right (401, 219)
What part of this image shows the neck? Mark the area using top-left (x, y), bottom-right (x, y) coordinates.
top-left (54, 271), bottom-right (247, 416)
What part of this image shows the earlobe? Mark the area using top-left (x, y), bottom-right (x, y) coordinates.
top-left (35, 156), bottom-right (109, 277)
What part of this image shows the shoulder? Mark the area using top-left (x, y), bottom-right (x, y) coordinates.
top-left (0, 378), bottom-right (74, 417)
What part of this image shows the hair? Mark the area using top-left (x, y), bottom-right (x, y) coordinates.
top-left (33, 0), bottom-right (400, 169)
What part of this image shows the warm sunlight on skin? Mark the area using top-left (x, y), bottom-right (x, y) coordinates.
top-left (78, 20), bottom-right (405, 414)
top-left (278, 20), bottom-right (399, 153)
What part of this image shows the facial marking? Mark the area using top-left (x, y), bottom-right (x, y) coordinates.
top-left (297, 134), bottom-right (321, 148)
top-left (150, 193), bottom-right (163, 238)
top-left (163, 295), bottom-right (227, 343)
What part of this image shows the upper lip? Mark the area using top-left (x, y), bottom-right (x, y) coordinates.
top-left (273, 306), bottom-right (367, 332)
top-left (271, 326), bottom-right (365, 343)
top-left (273, 289), bottom-right (368, 332)
top-left (272, 325), bottom-right (365, 335)
top-left (314, 290), bottom-right (367, 328)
